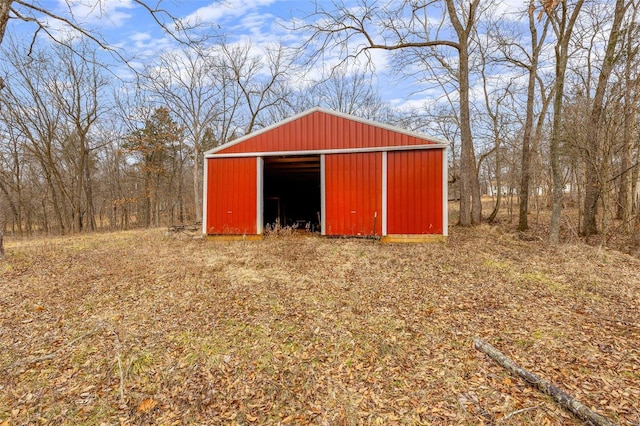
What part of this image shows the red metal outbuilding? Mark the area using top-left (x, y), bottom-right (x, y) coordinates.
top-left (203, 107), bottom-right (448, 241)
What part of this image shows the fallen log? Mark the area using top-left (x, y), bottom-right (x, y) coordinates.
top-left (168, 224), bottom-right (199, 233)
top-left (473, 337), bottom-right (617, 426)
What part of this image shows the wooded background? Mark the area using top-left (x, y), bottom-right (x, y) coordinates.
top-left (0, 0), bottom-right (639, 249)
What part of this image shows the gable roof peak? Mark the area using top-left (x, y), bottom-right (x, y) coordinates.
top-left (204, 107), bottom-right (448, 157)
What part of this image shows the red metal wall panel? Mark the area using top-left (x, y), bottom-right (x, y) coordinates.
top-left (216, 110), bottom-right (438, 154)
top-left (387, 150), bottom-right (443, 234)
top-left (206, 158), bottom-right (256, 234)
top-left (325, 153), bottom-right (382, 236)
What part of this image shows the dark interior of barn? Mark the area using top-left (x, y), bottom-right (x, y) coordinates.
top-left (263, 156), bottom-right (321, 232)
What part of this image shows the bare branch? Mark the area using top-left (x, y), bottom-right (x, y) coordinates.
top-left (292, 0), bottom-right (459, 74)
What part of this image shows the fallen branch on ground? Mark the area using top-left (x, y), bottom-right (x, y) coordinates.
top-left (499, 404), bottom-right (542, 423)
top-left (11, 323), bottom-right (106, 368)
top-left (474, 337), bottom-right (618, 426)
top-left (108, 326), bottom-right (126, 404)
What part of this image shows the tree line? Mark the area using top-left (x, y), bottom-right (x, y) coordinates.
top-left (1, 0), bottom-right (639, 253)
top-left (0, 35), bottom-right (394, 238)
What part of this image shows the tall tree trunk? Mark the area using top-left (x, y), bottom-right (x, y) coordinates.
top-left (193, 144), bottom-right (202, 223)
top-left (0, 0), bottom-right (11, 44)
top-left (446, 0), bottom-right (482, 226)
top-left (42, 169), bottom-right (66, 234)
top-left (487, 154), bottom-right (502, 223)
top-left (471, 140), bottom-right (482, 224)
top-left (616, 10), bottom-right (637, 227)
top-left (616, 134), bottom-right (633, 223)
top-left (144, 173), bottom-right (152, 228)
top-left (40, 197), bottom-right (49, 234)
top-left (75, 141), bottom-right (86, 233)
top-left (518, 5), bottom-right (548, 231)
top-left (549, 55), bottom-right (568, 244)
top-left (154, 174), bottom-right (161, 227)
top-left (0, 0), bottom-right (11, 256)
top-left (518, 81), bottom-right (535, 231)
top-left (0, 202), bottom-right (5, 259)
top-left (458, 41), bottom-right (474, 226)
top-left (549, 0), bottom-right (585, 244)
top-left (633, 215), bottom-right (640, 251)
top-left (178, 158), bottom-right (185, 223)
top-left (582, 0), bottom-right (627, 238)
top-left (83, 147), bottom-right (97, 231)
top-left (633, 144), bottom-right (640, 215)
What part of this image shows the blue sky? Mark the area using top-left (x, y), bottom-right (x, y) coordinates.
top-left (8, 1), bottom-right (310, 52)
top-left (123, 1), bottom-right (304, 45)
top-left (5, 0), bottom-right (412, 106)
top-left (43, 1), bottom-right (307, 50)
top-left (5, 0), bottom-right (535, 112)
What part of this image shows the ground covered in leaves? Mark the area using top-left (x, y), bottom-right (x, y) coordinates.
top-left (1, 224), bottom-right (639, 425)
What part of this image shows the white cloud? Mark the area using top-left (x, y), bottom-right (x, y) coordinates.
top-left (184, 0), bottom-right (278, 26)
top-left (126, 31), bottom-right (174, 55)
top-left (129, 32), bottom-right (152, 43)
top-left (492, 0), bottom-right (530, 21)
top-left (59, 0), bottom-right (136, 28)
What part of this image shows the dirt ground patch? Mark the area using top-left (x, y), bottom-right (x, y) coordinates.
top-left (1, 225), bottom-right (639, 425)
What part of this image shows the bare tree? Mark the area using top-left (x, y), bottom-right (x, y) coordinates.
top-left (50, 41), bottom-right (108, 232)
top-left (0, 0), bottom-right (205, 54)
top-left (477, 42), bottom-right (516, 223)
top-left (615, 4), bottom-right (640, 227)
top-left (220, 41), bottom-right (294, 134)
top-left (491, 2), bottom-right (551, 231)
top-left (0, 0), bottom-right (209, 254)
top-left (1, 44), bottom-right (70, 233)
top-left (297, 0), bottom-right (485, 226)
top-left (142, 47), bottom-right (222, 224)
top-left (546, 0), bottom-right (586, 244)
top-left (1, 39), bottom-right (108, 233)
top-left (315, 70), bottom-right (386, 117)
top-left (0, 111), bottom-right (25, 234)
top-left (582, 0), bottom-right (629, 238)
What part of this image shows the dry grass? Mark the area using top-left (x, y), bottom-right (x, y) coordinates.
top-left (1, 221), bottom-right (639, 425)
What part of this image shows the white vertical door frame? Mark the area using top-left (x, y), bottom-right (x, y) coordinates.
top-left (256, 156), bottom-right (264, 234)
top-left (381, 151), bottom-right (388, 236)
top-left (320, 154), bottom-right (326, 236)
top-left (442, 147), bottom-right (448, 236)
top-left (202, 158), bottom-right (209, 235)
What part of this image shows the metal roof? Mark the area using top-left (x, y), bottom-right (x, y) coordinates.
top-left (204, 107), bottom-right (449, 158)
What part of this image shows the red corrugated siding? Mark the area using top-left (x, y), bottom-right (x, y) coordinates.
top-left (325, 153), bottom-right (382, 236)
top-left (206, 158), bottom-right (256, 234)
top-left (387, 150), bottom-right (443, 234)
top-left (217, 110), bottom-right (436, 154)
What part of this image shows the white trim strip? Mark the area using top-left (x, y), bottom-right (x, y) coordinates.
top-left (206, 143), bottom-right (448, 159)
top-left (202, 158), bottom-right (208, 234)
top-left (320, 154), bottom-right (326, 236)
top-left (256, 157), bottom-right (264, 235)
top-left (204, 107), bottom-right (451, 156)
top-left (382, 151), bottom-right (388, 236)
top-left (442, 147), bottom-right (449, 236)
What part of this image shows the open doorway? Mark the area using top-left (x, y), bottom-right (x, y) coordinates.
top-left (263, 155), bottom-right (321, 232)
